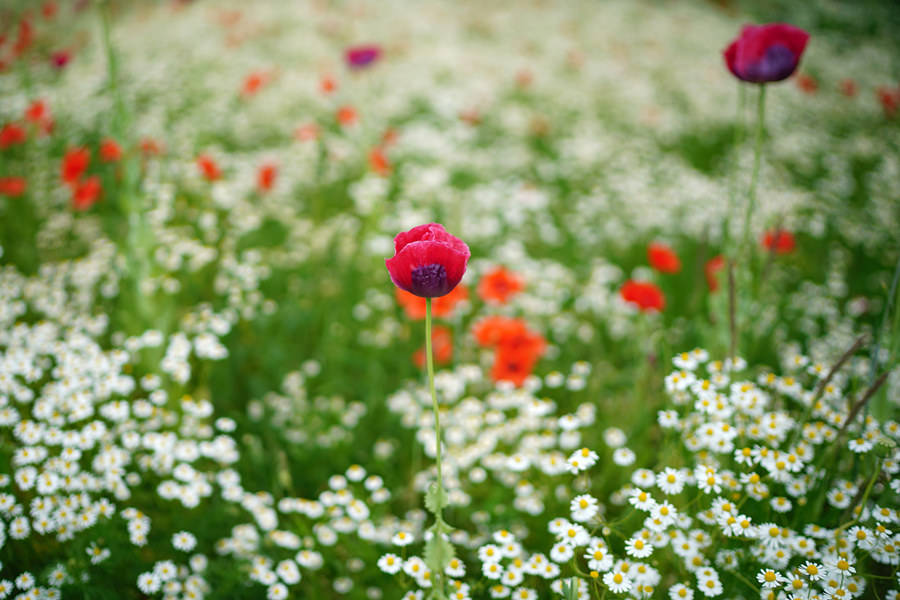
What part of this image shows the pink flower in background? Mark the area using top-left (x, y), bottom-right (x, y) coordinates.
top-left (724, 24), bottom-right (809, 83)
top-left (51, 50), bottom-right (71, 69)
top-left (345, 44), bottom-right (381, 69)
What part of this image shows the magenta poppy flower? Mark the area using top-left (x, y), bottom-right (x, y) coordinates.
top-left (723, 24), bottom-right (809, 83)
top-left (386, 223), bottom-right (470, 298)
top-left (51, 50), bottom-right (71, 69)
top-left (345, 44), bottom-right (381, 69)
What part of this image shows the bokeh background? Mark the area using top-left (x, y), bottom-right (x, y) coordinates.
top-left (0, 0), bottom-right (898, 598)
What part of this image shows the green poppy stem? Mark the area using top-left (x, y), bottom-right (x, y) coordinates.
top-left (425, 298), bottom-right (444, 492)
top-left (424, 297), bottom-right (447, 600)
top-left (724, 83), bottom-right (746, 254)
top-left (741, 84), bottom-right (767, 262)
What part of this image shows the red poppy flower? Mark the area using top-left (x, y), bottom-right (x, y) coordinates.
top-left (381, 128), bottom-right (399, 147)
top-left (369, 147), bottom-right (391, 176)
top-left (839, 79), bottom-right (857, 98)
top-left (320, 75), bottom-right (337, 94)
top-left (471, 316), bottom-right (546, 386)
top-left (567, 49), bottom-right (586, 69)
top-left (413, 325), bottom-right (453, 368)
top-left (386, 223), bottom-right (470, 298)
top-left (471, 315), bottom-right (547, 386)
top-left (24, 99), bottom-right (48, 124)
top-left (0, 124), bottom-right (26, 149)
top-left (0, 177), bottom-right (27, 197)
top-left (647, 242), bottom-right (681, 274)
top-left (496, 325), bottom-right (546, 360)
top-left (795, 73), bottom-right (817, 94)
top-left (396, 284), bottom-right (468, 320)
top-left (705, 255), bottom-right (725, 293)
top-left (257, 163), bottom-right (277, 192)
top-left (241, 71), bottom-right (269, 97)
top-left (140, 138), bottom-right (164, 156)
top-left (345, 44), bottom-right (381, 69)
top-left (877, 86), bottom-right (900, 118)
top-left (61, 147), bottom-right (90, 186)
top-left (24, 100), bottom-right (53, 134)
top-left (72, 176), bottom-right (101, 210)
top-left (336, 106), bottom-right (358, 127)
top-left (478, 266), bottom-right (525, 305)
top-left (295, 123), bottom-right (319, 141)
top-left (13, 19), bottom-right (33, 57)
top-left (761, 229), bottom-right (795, 254)
top-left (42, 2), bottom-right (58, 19)
top-left (100, 139), bottom-right (122, 162)
top-left (473, 315), bottom-right (545, 352)
top-left (196, 154), bottom-right (222, 181)
top-left (473, 316), bottom-right (513, 347)
top-left (723, 23), bottom-right (809, 84)
top-left (516, 69), bottom-right (533, 88)
top-left (620, 280), bottom-right (665, 312)
top-left (460, 108), bottom-right (481, 126)
top-left (491, 346), bottom-right (540, 387)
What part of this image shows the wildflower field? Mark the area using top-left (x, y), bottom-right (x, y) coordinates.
top-left (1, 1), bottom-right (899, 599)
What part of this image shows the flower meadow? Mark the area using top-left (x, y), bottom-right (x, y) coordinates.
top-left (1, 0), bottom-right (899, 599)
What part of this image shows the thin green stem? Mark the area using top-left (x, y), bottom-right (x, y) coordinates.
top-left (725, 82), bottom-right (746, 255)
top-left (426, 298), bottom-right (443, 491)
top-left (834, 458), bottom-right (882, 534)
top-left (425, 297), bottom-right (446, 600)
top-left (732, 569), bottom-right (759, 594)
top-left (99, 0), bottom-right (159, 335)
top-left (868, 254), bottom-right (900, 420)
top-left (100, 0), bottom-right (128, 140)
top-left (741, 84), bottom-right (767, 262)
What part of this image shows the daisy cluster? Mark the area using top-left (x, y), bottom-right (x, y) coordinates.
top-left (386, 361), bottom-right (594, 513)
top-left (371, 348), bottom-right (897, 599)
top-left (645, 349), bottom-right (898, 599)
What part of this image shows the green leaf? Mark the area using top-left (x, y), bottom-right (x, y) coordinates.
top-left (424, 482), bottom-right (448, 515)
top-left (561, 578), bottom-right (579, 600)
top-left (424, 532), bottom-right (455, 574)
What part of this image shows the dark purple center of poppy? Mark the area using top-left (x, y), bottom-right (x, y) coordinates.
top-left (410, 263), bottom-right (448, 297)
top-left (744, 44), bottom-right (797, 83)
